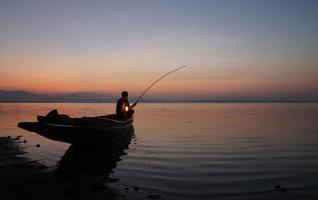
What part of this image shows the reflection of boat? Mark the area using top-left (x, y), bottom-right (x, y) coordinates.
top-left (57, 126), bottom-right (134, 176)
top-left (17, 110), bottom-right (133, 144)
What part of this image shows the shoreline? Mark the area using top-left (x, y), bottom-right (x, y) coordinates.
top-left (1, 101), bottom-right (318, 103)
top-left (0, 136), bottom-right (125, 200)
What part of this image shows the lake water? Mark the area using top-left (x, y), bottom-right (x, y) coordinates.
top-left (1, 103), bottom-right (318, 199)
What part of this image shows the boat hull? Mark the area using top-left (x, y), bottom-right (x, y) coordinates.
top-left (18, 115), bottom-right (134, 144)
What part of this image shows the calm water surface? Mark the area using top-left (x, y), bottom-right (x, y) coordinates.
top-left (1, 103), bottom-right (318, 199)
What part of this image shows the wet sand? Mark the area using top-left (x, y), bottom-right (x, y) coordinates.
top-left (0, 136), bottom-right (125, 200)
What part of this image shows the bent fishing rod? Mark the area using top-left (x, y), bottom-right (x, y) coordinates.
top-left (134, 66), bottom-right (186, 106)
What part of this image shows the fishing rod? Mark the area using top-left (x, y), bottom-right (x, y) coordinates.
top-left (134, 66), bottom-right (186, 106)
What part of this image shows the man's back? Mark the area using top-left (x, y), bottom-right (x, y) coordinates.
top-left (116, 98), bottom-right (123, 119)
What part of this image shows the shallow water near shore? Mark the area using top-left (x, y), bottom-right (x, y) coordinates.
top-left (1, 103), bottom-right (318, 199)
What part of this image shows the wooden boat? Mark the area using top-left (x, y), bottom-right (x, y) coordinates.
top-left (17, 110), bottom-right (133, 144)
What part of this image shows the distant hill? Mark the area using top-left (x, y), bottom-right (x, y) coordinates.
top-left (0, 90), bottom-right (317, 103)
top-left (0, 90), bottom-right (115, 102)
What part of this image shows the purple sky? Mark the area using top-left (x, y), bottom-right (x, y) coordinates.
top-left (1, 0), bottom-right (317, 98)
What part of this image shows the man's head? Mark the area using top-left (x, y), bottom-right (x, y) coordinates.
top-left (121, 91), bottom-right (128, 100)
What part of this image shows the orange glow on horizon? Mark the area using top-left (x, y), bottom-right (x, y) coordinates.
top-left (1, 54), bottom-right (317, 97)
top-left (1, 72), bottom-right (317, 98)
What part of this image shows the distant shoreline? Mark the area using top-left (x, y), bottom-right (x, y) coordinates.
top-left (1, 100), bottom-right (317, 103)
top-left (1, 90), bottom-right (317, 103)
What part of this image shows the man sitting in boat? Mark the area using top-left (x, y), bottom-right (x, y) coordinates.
top-left (116, 91), bottom-right (136, 120)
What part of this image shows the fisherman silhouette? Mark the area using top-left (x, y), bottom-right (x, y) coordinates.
top-left (116, 91), bottom-right (136, 120)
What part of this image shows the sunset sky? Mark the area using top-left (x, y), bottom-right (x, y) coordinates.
top-left (1, 0), bottom-right (317, 98)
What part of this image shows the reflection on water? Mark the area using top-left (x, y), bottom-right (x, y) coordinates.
top-left (57, 126), bottom-right (134, 176)
top-left (1, 103), bottom-right (318, 199)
